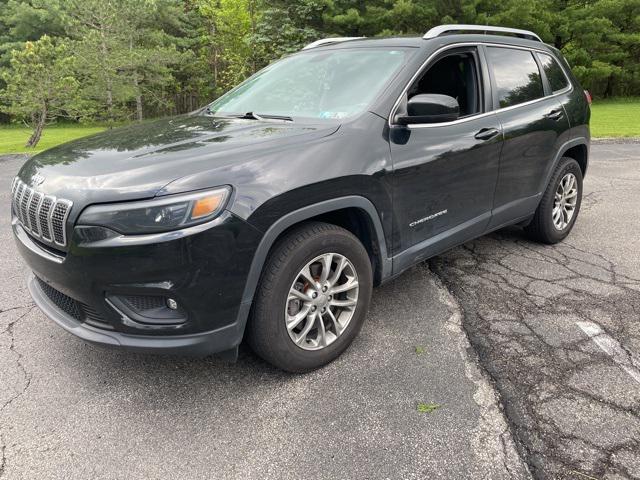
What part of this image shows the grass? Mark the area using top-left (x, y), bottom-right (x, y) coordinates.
top-left (416, 402), bottom-right (441, 414)
top-left (0, 124), bottom-right (107, 154)
top-left (589, 98), bottom-right (640, 138)
top-left (0, 98), bottom-right (638, 154)
top-left (414, 345), bottom-right (426, 355)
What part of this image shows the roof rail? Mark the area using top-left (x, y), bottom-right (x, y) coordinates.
top-left (302, 37), bottom-right (365, 50)
top-left (423, 24), bottom-right (542, 42)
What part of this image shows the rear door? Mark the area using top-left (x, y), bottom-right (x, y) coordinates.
top-left (485, 46), bottom-right (571, 228)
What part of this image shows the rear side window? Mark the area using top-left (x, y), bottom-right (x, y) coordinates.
top-left (538, 53), bottom-right (570, 93)
top-left (487, 47), bottom-right (544, 108)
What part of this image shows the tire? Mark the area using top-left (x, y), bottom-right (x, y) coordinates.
top-left (525, 157), bottom-right (583, 244)
top-left (246, 222), bottom-right (373, 373)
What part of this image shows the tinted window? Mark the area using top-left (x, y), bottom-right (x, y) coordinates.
top-left (410, 51), bottom-right (480, 117)
top-left (487, 47), bottom-right (544, 108)
top-left (538, 53), bottom-right (569, 93)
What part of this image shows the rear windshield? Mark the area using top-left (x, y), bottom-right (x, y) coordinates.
top-left (207, 48), bottom-right (411, 121)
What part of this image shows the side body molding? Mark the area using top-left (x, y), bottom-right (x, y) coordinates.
top-left (233, 195), bottom-right (392, 334)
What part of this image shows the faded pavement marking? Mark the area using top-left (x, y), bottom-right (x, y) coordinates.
top-left (577, 320), bottom-right (640, 385)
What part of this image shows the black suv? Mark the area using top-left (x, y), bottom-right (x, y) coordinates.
top-left (12, 25), bottom-right (590, 372)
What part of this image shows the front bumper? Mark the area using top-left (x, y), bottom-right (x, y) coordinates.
top-left (28, 274), bottom-right (247, 356)
top-left (14, 211), bottom-right (263, 356)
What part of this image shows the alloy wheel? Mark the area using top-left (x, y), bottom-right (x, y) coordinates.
top-left (285, 253), bottom-right (359, 351)
top-left (552, 172), bottom-right (578, 230)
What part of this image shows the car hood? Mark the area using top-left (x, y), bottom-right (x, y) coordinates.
top-left (18, 114), bottom-right (340, 204)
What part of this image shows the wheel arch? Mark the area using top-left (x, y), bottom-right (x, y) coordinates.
top-left (234, 196), bottom-right (392, 337)
top-left (541, 137), bottom-right (589, 193)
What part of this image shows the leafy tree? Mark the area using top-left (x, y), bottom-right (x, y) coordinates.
top-left (0, 35), bottom-right (81, 147)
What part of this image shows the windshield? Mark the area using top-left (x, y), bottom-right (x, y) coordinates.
top-left (207, 48), bottom-right (410, 121)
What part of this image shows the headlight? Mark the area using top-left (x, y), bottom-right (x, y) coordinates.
top-left (77, 187), bottom-right (231, 234)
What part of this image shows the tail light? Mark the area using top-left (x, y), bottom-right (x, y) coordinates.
top-left (584, 90), bottom-right (592, 105)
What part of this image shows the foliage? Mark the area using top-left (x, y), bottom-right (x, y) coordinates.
top-left (0, 0), bottom-right (639, 144)
top-left (416, 402), bottom-right (441, 413)
top-left (0, 35), bottom-right (83, 146)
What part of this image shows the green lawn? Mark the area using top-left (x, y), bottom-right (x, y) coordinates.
top-left (590, 98), bottom-right (640, 138)
top-left (0, 125), bottom-right (107, 155)
top-left (0, 99), bottom-right (638, 155)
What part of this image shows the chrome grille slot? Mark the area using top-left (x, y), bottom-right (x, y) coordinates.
top-left (51, 201), bottom-right (71, 245)
top-left (11, 178), bottom-right (73, 248)
top-left (28, 192), bottom-right (43, 236)
top-left (20, 187), bottom-right (33, 227)
top-left (13, 182), bottom-right (25, 216)
top-left (39, 197), bottom-right (54, 241)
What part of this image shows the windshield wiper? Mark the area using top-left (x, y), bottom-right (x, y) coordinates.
top-left (235, 112), bottom-right (294, 122)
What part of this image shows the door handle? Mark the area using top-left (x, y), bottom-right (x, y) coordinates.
top-left (474, 128), bottom-right (500, 141)
top-left (545, 109), bottom-right (564, 121)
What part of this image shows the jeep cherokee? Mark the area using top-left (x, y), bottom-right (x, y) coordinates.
top-left (11, 25), bottom-right (590, 372)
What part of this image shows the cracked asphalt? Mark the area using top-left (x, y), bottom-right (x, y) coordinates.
top-left (0, 143), bottom-right (638, 479)
top-left (431, 143), bottom-right (640, 479)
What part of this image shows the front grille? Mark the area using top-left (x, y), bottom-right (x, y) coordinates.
top-left (12, 178), bottom-right (72, 247)
top-left (35, 277), bottom-right (112, 329)
top-left (36, 277), bottom-right (83, 321)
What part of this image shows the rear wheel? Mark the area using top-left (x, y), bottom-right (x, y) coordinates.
top-left (525, 157), bottom-right (583, 244)
top-left (247, 222), bottom-right (373, 373)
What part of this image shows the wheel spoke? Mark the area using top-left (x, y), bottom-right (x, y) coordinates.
top-left (316, 314), bottom-right (327, 347)
top-left (327, 256), bottom-right (347, 287)
top-left (330, 297), bottom-right (357, 308)
top-left (288, 288), bottom-right (311, 302)
top-left (287, 304), bottom-right (312, 331)
top-left (295, 311), bottom-right (317, 345)
top-left (319, 253), bottom-right (333, 284)
top-left (299, 265), bottom-right (319, 290)
top-left (565, 190), bottom-right (577, 200)
top-left (326, 309), bottom-right (343, 335)
top-left (329, 276), bottom-right (358, 295)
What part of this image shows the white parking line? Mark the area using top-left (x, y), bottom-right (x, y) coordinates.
top-left (576, 321), bottom-right (640, 385)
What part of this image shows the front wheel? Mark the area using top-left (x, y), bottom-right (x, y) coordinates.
top-left (525, 157), bottom-right (583, 244)
top-left (247, 222), bottom-right (373, 373)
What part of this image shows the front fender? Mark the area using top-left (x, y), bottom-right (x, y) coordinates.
top-left (232, 195), bottom-right (392, 340)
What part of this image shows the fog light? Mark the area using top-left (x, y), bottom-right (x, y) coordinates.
top-left (166, 298), bottom-right (178, 310)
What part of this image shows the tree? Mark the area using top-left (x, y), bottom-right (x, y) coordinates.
top-left (0, 35), bottom-right (81, 147)
top-left (61, 0), bottom-right (178, 123)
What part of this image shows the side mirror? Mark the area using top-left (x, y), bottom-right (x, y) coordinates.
top-left (395, 94), bottom-right (460, 125)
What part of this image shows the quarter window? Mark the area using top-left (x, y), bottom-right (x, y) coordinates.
top-left (538, 53), bottom-right (570, 93)
top-left (487, 47), bottom-right (544, 108)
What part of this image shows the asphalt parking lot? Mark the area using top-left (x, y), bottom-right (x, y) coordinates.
top-left (0, 144), bottom-right (638, 479)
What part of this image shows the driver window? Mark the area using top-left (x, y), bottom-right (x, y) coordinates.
top-left (409, 51), bottom-right (481, 118)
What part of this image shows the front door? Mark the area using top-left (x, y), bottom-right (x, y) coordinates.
top-left (390, 47), bottom-right (503, 272)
